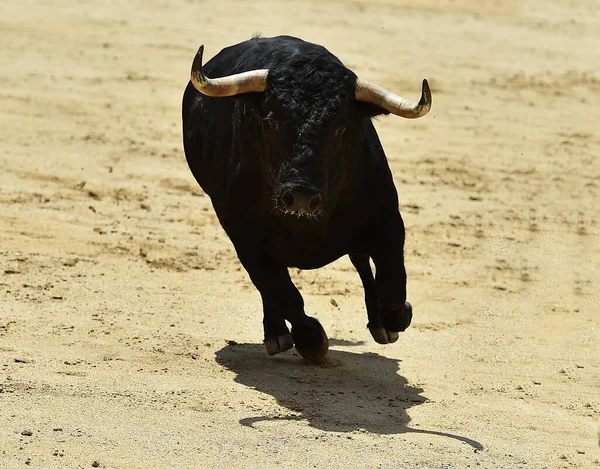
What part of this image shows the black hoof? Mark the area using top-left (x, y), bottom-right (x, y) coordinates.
top-left (368, 326), bottom-right (399, 344)
top-left (264, 334), bottom-right (294, 356)
top-left (381, 302), bottom-right (413, 332)
top-left (292, 317), bottom-right (329, 363)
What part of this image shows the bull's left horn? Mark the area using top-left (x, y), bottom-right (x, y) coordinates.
top-left (191, 44), bottom-right (269, 97)
top-left (355, 78), bottom-right (431, 118)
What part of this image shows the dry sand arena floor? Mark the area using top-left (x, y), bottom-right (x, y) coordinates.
top-left (1, 0), bottom-right (599, 468)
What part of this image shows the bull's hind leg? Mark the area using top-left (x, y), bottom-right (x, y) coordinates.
top-left (236, 248), bottom-right (329, 362)
top-left (349, 253), bottom-right (387, 340)
top-left (366, 212), bottom-right (413, 343)
top-left (350, 253), bottom-right (405, 344)
top-left (262, 300), bottom-right (293, 356)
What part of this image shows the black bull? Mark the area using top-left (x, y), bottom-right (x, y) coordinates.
top-left (182, 36), bottom-right (431, 362)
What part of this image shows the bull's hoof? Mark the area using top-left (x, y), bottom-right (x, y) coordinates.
top-left (368, 326), bottom-right (399, 344)
top-left (292, 318), bottom-right (329, 363)
top-left (264, 334), bottom-right (294, 356)
top-left (381, 302), bottom-right (413, 332)
top-left (369, 302), bottom-right (412, 344)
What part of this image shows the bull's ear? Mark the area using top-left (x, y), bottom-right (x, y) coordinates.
top-left (356, 101), bottom-right (390, 118)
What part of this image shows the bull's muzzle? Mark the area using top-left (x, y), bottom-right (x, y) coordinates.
top-left (279, 186), bottom-right (323, 217)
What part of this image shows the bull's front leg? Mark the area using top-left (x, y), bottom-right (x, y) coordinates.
top-left (236, 248), bottom-right (329, 362)
top-left (368, 211), bottom-right (413, 344)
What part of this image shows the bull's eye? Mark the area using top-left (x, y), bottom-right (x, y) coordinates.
top-left (335, 125), bottom-right (346, 137)
top-left (264, 112), bottom-right (279, 131)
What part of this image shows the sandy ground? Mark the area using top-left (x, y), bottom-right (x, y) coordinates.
top-left (1, 0), bottom-right (599, 467)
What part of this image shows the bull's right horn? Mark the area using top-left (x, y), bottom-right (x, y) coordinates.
top-left (355, 78), bottom-right (432, 118)
top-left (191, 44), bottom-right (269, 97)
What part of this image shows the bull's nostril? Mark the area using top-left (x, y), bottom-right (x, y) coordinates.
top-left (280, 190), bottom-right (295, 209)
top-left (308, 193), bottom-right (322, 213)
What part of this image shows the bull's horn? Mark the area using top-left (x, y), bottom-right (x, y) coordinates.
top-left (355, 78), bottom-right (431, 118)
top-left (190, 44), bottom-right (269, 97)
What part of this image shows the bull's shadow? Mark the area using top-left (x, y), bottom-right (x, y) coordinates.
top-left (215, 343), bottom-right (482, 449)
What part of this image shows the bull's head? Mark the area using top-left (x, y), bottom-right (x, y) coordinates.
top-left (190, 44), bottom-right (431, 219)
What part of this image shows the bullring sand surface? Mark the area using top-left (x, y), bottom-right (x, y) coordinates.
top-left (1, 0), bottom-right (599, 468)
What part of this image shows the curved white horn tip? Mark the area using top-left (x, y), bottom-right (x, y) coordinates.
top-left (421, 78), bottom-right (431, 105)
top-left (191, 44), bottom-right (207, 84)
